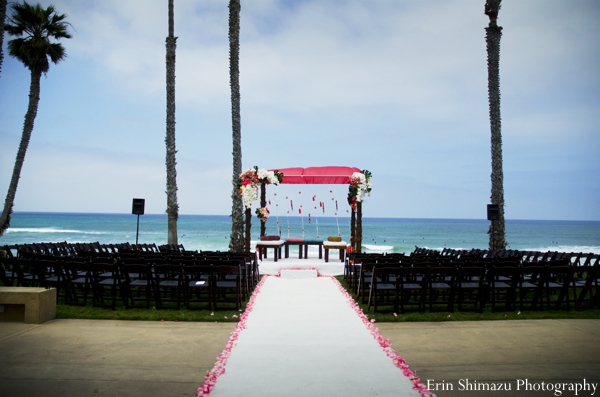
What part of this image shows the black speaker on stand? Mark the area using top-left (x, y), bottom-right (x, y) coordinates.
top-left (487, 204), bottom-right (500, 251)
top-left (132, 198), bottom-right (145, 245)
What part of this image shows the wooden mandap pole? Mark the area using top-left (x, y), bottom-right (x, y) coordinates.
top-left (245, 207), bottom-right (251, 252)
top-left (260, 184), bottom-right (266, 237)
top-left (356, 201), bottom-right (363, 253)
top-left (350, 207), bottom-right (356, 252)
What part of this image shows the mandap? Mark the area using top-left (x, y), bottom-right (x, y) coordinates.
top-left (254, 166), bottom-right (371, 253)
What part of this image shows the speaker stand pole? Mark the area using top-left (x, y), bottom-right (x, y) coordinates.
top-left (136, 214), bottom-right (140, 245)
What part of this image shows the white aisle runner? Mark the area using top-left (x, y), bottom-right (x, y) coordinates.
top-left (199, 276), bottom-right (431, 397)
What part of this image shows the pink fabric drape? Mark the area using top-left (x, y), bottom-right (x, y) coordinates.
top-left (270, 166), bottom-right (361, 184)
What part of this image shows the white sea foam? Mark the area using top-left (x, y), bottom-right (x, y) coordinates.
top-left (362, 244), bottom-right (394, 252)
top-left (6, 227), bottom-right (106, 235)
top-left (421, 245), bottom-right (600, 255)
top-left (520, 245), bottom-right (600, 255)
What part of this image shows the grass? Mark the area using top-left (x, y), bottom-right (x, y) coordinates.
top-left (56, 304), bottom-right (245, 323)
top-left (53, 275), bottom-right (600, 323)
top-left (55, 291), bottom-right (248, 322)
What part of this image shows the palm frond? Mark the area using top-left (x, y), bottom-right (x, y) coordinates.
top-left (5, 1), bottom-right (71, 73)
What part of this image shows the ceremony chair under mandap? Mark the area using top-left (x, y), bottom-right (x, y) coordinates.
top-left (367, 267), bottom-right (400, 313)
top-left (213, 265), bottom-right (242, 311)
top-left (184, 264), bottom-right (214, 310)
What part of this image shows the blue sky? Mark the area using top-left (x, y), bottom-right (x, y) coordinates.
top-left (1, 0), bottom-right (599, 221)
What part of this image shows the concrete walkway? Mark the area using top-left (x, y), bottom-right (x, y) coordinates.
top-left (378, 320), bottom-right (600, 397)
top-left (1, 318), bottom-right (598, 397)
top-left (0, 319), bottom-right (236, 397)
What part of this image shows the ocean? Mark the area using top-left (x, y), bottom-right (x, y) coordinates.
top-left (1, 212), bottom-right (599, 255)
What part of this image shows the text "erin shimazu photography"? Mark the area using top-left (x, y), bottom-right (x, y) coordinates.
top-left (426, 379), bottom-right (598, 396)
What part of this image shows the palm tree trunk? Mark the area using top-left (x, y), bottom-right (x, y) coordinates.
top-left (165, 0), bottom-right (178, 245)
top-left (485, 1), bottom-right (507, 250)
top-left (228, 0), bottom-right (244, 252)
top-left (0, 70), bottom-right (41, 235)
top-left (0, 0), bottom-right (7, 76)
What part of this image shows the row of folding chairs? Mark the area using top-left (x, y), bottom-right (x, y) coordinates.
top-left (5, 242), bottom-right (238, 259)
top-left (366, 263), bottom-right (585, 313)
top-left (347, 250), bottom-right (598, 291)
top-left (0, 254), bottom-right (256, 311)
top-left (354, 260), bottom-right (598, 313)
top-left (413, 247), bottom-right (598, 266)
top-left (6, 242), bottom-right (163, 258)
top-left (4, 246), bottom-right (260, 301)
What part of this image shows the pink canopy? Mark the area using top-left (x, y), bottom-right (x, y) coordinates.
top-left (269, 166), bottom-right (361, 184)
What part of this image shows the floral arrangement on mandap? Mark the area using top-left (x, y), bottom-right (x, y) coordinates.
top-left (347, 170), bottom-right (372, 210)
top-left (255, 207), bottom-right (270, 222)
top-left (238, 166), bottom-right (284, 209)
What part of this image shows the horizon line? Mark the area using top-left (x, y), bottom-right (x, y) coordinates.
top-left (10, 211), bottom-right (600, 223)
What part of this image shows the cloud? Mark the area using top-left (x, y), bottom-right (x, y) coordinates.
top-left (2, 0), bottom-right (598, 221)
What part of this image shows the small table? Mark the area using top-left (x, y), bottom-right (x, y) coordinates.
top-left (285, 238), bottom-right (305, 259)
top-left (302, 239), bottom-right (323, 259)
top-left (323, 241), bottom-right (347, 263)
top-left (256, 240), bottom-right (286, 262)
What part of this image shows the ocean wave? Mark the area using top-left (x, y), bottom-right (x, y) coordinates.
top-left (413, 245), bottom-right (600, 255)
top-left (519, 245), bottom-right (600, 255)
top-left (362, 244), bottom-right (395, 252)
top-left (6, 227), bottom-right (107, 235)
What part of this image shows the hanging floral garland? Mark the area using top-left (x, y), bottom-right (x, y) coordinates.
top-left (347, 170), bottom-right (372, 210)
top-left (238, 166), bottom-right (284, 209)
top-left (255, 207), bottom-right (270, 222)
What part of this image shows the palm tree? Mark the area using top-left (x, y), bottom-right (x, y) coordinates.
top-left (0, 0), bottom-right (7, 76)
top-left (165, 0), bottom-right (179, 244)
top-left (228, 0), bottom-right (244, 252)
top-left (485, 0), bottom-right (507, 250)
top-left (0, 2), bottom-right (71, 236)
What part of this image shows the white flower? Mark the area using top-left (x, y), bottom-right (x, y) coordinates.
top-left (351, 172), bottom-right (371, 202)
top-left (267, 172), bottom-right (280, 185)
top-left (241, 184), bottom-right (258, 208)
top-left (256, 168), bottom-right (269, 181)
